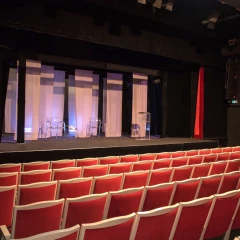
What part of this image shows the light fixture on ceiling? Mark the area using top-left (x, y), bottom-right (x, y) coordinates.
top-left (137, 0), bottom-right (147, 4)
top-left (149, 0), bottom-right (163, 9)
top-left (202, 10), bottom-right (221, 30)
top-left (165, 0), bottom-right (174, 11)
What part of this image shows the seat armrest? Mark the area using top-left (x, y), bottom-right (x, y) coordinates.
top-left (0, 225), bottom-right (10, 240)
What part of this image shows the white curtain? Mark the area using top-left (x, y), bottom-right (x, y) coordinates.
top-left (5, 68), bottom-right (17, 133)
top-left (24, 60), bottom-right (41, 140)
top-left (131, 73), bottom-right (148, 137)
top-left (68, 75), bottom-right (76, 132)
top-left (38, 65), bottom-right (54, 138)
top-left (75, 69), bottom-right (93, 137)
top-left (51, 70), bottom-right (65, 137)
top-left (105, 73), bottom-right (123, 137)
top-left (92, 74), bottom-right (99, 135)
top-left (102, 78), bottom-right (107, 132)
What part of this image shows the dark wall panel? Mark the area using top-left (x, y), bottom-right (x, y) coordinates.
top-left (204, 68), bottom-right (227, 142)
top-left (227, 107), bottom-right (240, 146)
top-left (167, 71), bottom-right (191, 137)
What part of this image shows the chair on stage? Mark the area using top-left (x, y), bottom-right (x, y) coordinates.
top-left (62, 193), bottom-right (108, 228)
top-left (108, 163), bottom-right (132, 174)
top-left (0, 172), bottom-right (18, 186)
top-left (51, 159), bottom-right (76, 169)
top-left (82, 165), bottom-right (108, 178)
top-left (122, 171), bottom-right (149, 189)
top-left (76, 158), bottom-right (99, 167)
top-left (141, 182), bottom-right (176, 211)
top-left (132, 161), bottom-right (153, 171)
top-left (16, 181), bottom-right (57, 205)
top-left (129, 204), bottom-right (179, 240)
top-left (99, 156), bottom-right (119, 165)
top-left (52, 167), bottom-right (82, 181)
top-left (79, 213), bottom-right (136, 240)
top-left (45, 117), bottom-right (65, 139)
top-left (92, 174), bottom-right (123, 194)
top-left (20, 170), bottom-right (52, 185)
top-left (148, 168), bottom-right (173, 186)
top-left (103, 187), bottom-right (144, 219)
top-left (56, 177), bottom-right (93, 199)
top-left (22, 161), bottom-right (50, 172)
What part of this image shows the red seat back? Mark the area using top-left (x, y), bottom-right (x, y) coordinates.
top-left (171, 151), bottom-right (186, 158)
top-left (82, 166), bottom-right (108, 177)
top-left (209, 161), bottom-right (227, 175)
top-left (99, 156), bottom-right (119, 165)
top-left (109, 163), bottom-right (132, 174)
top-left (230, 151), bottom-right (240, 160)
top-left (53, 168), bottom-right (82, 181)
top-left (203, 154), bottom-right (217, 163)
top-left (76, 158), bottom-right (99, 167)
top-left (191, 163), bottom-right (211, 178)
top-left (132, 161), bottom-right (152, 171)
top-left (120, 155), bottom-right (138, 163)
top-left (139, 154), bottom-right (156, 161)
top-left (218, 172), bottom-right (240, 194)
top-left (0, 172), bottom-right (18, 186)
top-left (156, 152), bottom-right (171, 159)
top-left (171, 157), bottom-right (189, 167)
top-left (122, 171), bottom-right (149, 189)
top-left (23, 162), bottom-right (50, 172)
top-left (152, 159), bottom-right (172, 170)
top-left (20, 170), bottom-right (52, 185)
top-left (51, 160), bottom-right (75, 169)
top-left (188, 156), bottom-right (203, 165)
top-left (217, 153), bottom-right (230, 161)
top-left (171, 166), bottom-right (193, 182)
top-left (148, 168), bottom-right (173, 186)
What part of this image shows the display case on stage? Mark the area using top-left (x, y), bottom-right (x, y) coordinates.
top-left (137, 112), bottom-right (151, 140)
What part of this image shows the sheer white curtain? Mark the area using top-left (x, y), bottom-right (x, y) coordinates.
top-left (23, 60), bottom-right (41, 140)
top-left (105, 73), bottom-right (123, 137)
top-left (51, 70), bottom-right (65, 137)
top-left (75, 69), bottom-right (93, 137)
top-left (5, 68), bottom-right (17, 133)
top-left (131, 73), bottom-right (148, 137)
top-left (92, 74), bottom-right (99, 135)
top-left (68, 75), bottom-right (76, 132)
top-left (38, 65), bottom-right (54, 138)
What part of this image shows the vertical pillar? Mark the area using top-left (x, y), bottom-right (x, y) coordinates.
top-left (0, 57), bottom-right (10, 142)
top-left (17, 53), bottom-right (26, 143)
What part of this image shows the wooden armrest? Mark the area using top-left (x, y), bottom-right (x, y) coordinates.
top-left (0, 225), bottom-right (10, 240)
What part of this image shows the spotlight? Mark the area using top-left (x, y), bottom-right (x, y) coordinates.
top-left (149, 0), bottom-right (162, 9)
top-left (166, 0), bottom-right (174, 11)
top-left (137, 0), bottom-right (146, 4)
top-left (202, 10), bottom-right (221, 30)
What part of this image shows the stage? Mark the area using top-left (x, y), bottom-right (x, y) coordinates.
top-left (0, 135), bottom-right (218, 163)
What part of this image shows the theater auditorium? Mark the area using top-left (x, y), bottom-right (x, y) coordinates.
top-left (0, 0), bottom-right (240, 239)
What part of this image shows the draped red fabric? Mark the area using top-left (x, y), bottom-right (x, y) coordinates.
top-left (194, 67), bottom-right (204, 139)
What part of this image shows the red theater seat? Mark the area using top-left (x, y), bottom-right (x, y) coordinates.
top-left (230, 151), bottom-right (240, 160)
top-left (203, 154), bottom-right (217, 163)
top-left (51, 159), bottom-right (75, 169)
top-left (171, 157), bottom-right (189, 167)
top-left (62, 193), bottom-right (108, 228)
top-left (148, 168), bottom-right (173, 186)
top-left (199, 149), bottom-right (211, 155)
top-left (222, 147), bottom-right (233, 153)
top-left (208, 161), bottom-right (227, 175)
top-left (108, 163), bottom-right (132, 174)
top-left (56, 177), bottom-right (93, 199)
top-left (20, 170), bottom-right (52, 185)
top-left (225, 159), bottom-right (240, 173)
top-left (171, 151), bottom-right (186, 158)
top-left (122, 171), bottom-right (149, 189)
top-left (120, 155), bottom-right (138, 163)
top-left (188, 155), bottom-right (203, 165)
top-left (186, 150), bottom-right (199, 156)
top-left (171, 165), bottom-right (193, 182)
top-left (138, 153), bottom-right (156, 161)
top-left (76, 158), bottom-right (99, 167)
top-left (0, 172), bottom-right (18, 186)
top-left (233, 146), bottom-right (240, 152)
top-left (0, 163), bottom-right (21, 177)
top-left (156, 152), bottom-right (172, 159)
top-left (132, 161), bottom-right (153, 171)
top-left (152, 159), bottom-right (172, 170)
top-left (22, 161), bottom-right (50, 172)
top-left (82, 165), bottom-right (108, 177)
top-left (52, 167), bottom-right (82, 181)
top-left (217, 152), bottom-right (230, 161)
top-left (191, 163), bottom-right (211, 178)
top-left (218, 171), bottom-right (240, 194)
top-left (211, 148), bottom-right (222, 154)
top-left (99, 156), bottom-right (119, 165)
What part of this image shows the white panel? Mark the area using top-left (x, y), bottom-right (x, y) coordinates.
top-left (68, 75), bottom-right (76, 132)
top-left (91, 74), bottom-right (99, 136)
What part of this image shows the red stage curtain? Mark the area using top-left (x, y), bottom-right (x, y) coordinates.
top-left (194, 67), bottom-right (204, 139)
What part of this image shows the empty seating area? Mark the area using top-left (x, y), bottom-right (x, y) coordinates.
top-left (1, 146), bottom-right (240, 239)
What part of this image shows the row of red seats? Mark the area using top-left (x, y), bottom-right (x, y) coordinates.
top-left (1, 158), bottom-right (240, 186)
top-left (1, 188), bottom-right (240, 239)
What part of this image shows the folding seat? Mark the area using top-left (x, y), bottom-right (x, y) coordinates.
top-left (203, 154), bottom-right (217, 163)
top-left (222, 146), bottom-right (233, 153)
top-left (225, 159), bottom-right (240, 173)
top-left (122, 171), bottom-right (149, 189)
top-left (171, 178), bottom-right (200, 205)
top-left (152, 158), bottom-right (172, 170)
top-left (76, 158), bottom-right (99, 167)
top-left (79, 213), bottom-right (136, 240)
top-left (20, 169), bottom-right (52, 185)
top-left (188, 155), bottom-right (203, 165)
top-left (230, 151), bottom-right (240, 160)
top-left (208, 161), bottom-right (227, 175)
top-left (22, 161), bottom-right (50, 172)
top-left (104, 187), bottom-right (144, 219)
top-left (211, 148), bottom-right (222, 154)
top-left (5, 199), bottom-right (65, 239)
top-left (52, 167), bottom-right (82, 181)
top-left (218, 171), bottom-right (240, 194)
top-left (108, 163), bottom-right (132, 174)
top-left (148, 168), bottom-right (173, 186)
top-left (132, 160), bottom-right (153, 171)
top-left (62, 193), bottom-right (108, 228)
top-left (196, 174), bottom-right (223, 199)
top-left (171, 151), bottom-right (186, 158)
top-left (169, 196), bottom-right (214, 240)
top-left (92, 174), bottom-right (123, 194)
top-left (141, 182), bottom-right (176, 211)
top-left (171, 165), bottom-right (193, 182)
top-left (129, 204), bottom-right (179, 240)
top-left (138, 153), bottom-right (156, 161)
top-left (191, 163), bottom-right (211, 178)
top-left (185, 149), bottom-right (199, 156)
top-left (156, 152), bottom-right (172, 160)
top-left (0, 163), bottom-right (21, 176)
top-left (120, 154), bottom-right (138, 163)
top-left (0, 172), bottom-right (18, 186)
top-left (199, 149), bottom-right (211, 155)
top-left (201, 190), bottom-right (240, 240)
top-left (171, 157), bottom-right (189, 167)
top-left (8, 224), bottom-right (81, 240)
top-left (217, 152), bottom-right (230, 161)
top-left (0, 185), bottom-right (16, 227)
top-left (17, 181), bottom-right (57, 205)
top-left (82, 165), bottom-right (108, 177)
top-left (231, 196), bottom-right (240, 239)
top-left (56, 177), bottom-right (93, 199)
top-left (51, 159), bottom-right (75, 169)
top-left (233, 146), bottom-right (240, 152)
top-left (99, 156), bottom-right (119, 165)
